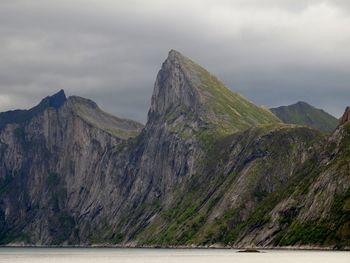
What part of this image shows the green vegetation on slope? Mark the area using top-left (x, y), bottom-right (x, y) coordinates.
top-left (231, 123), bottom-right (350, 249)
top-left (171, 51), bottom-right (281, 135)
top-left (270, 101), bottom-right (338, 133)
top-left (136, 124), bottom-right (322, 246)
top-left (69, 96), bottom-right (143, 139)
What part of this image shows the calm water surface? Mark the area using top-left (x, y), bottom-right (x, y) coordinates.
top-left (0, 248), bottom-right (349, 263)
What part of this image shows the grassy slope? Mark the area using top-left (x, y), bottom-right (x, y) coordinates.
top-left (132, 53), bottom-right (338, 247)
top-left (69, 96), bottom-right (143, 139)
top-left (274, 123), bottom-right (350, 248)
top-left (135, 122), bottom-right (350, 249)
top-left (270, 101), bottom-right (338, 133)
top-left (174, 52), bottom-right (281, 135)
top-left (230, 123), bottom-right (350, 249)
top-left (135, 124), bottom-right (322, 246)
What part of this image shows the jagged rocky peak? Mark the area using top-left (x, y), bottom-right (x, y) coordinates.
top-left (148, 49), bottom-right (280, 133)
top-left (339, 106), bottom-right (350, 126)
top-left (38, 89), bottom-right (67, 109)
top-left (0, 89), bottom-right (143, 139)
top-left (0, 89), bottom-right (67, 130)
top-left (148, 49), bottom-right (202, 121)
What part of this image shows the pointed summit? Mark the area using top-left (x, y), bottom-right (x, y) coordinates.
top-left (148, 50), bottom-right (280, 134)
top-left (167, 49), bottom-right (183, 59)
top-left (148, 50), bottom-right (202, 122)
top-left (0, 90), bottom-right (67, 130)
top-left (37, 89), bottom-right (67, 109)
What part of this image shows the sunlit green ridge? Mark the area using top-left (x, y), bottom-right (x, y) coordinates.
top-left (166, 50), bottom-right (281, 135)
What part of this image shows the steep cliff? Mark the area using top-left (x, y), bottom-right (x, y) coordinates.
top-left (226, 107), bottom-right (350, 249)
top-left (0, 91), bottom-right (144, 245)
top-left (0, 50), bottom-right (347, 249)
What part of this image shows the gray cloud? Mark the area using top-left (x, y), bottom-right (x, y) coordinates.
top-left (0, 0), bottom-right (349, 123)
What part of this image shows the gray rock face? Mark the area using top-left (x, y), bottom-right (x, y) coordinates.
top-left (0, 99), bottom-right (125, 244)
top-left (235, 119), bottom-right (350, 248)
top-left (0, 51), bottom-right (208, 245)
top-left (149, 50), bottom-right (202, 120)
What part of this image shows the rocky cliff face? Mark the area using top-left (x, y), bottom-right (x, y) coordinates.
top-left (0, 50), bottom-right (348, 249)
top-left (0, 92), bottom-right (144, 244)
top-left (229, 107), bottom-right (350, 248)
top-left (339, 107), bottom-right (350, 126)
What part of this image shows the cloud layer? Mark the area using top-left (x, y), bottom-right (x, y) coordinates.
top-left (0, 0), bottom-right (349, 122)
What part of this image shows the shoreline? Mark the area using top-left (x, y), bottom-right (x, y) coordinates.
top-left (0, 244), bottom-right (349, 251)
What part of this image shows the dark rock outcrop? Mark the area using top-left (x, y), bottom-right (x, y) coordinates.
top-left (0, 89), bottom-right (67, 130)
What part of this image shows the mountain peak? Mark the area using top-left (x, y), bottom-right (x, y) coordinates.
top-left (0, 90), bottom-right (67, 130)
top-left (147, 50), bottom-right (280, 134)
top-left (339, 106), bottom-right (350, 126)
top-left (148, 50), bottom-right (201, 122)
top-left (295, 101), bottom-right (310, 107)
top-left (38, 89), bottom-right (67, 109)
top-left (167, 49), bottom-right (183, 58)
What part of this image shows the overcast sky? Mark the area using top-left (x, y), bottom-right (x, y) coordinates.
top-left (0, 0), bottom-right (349, 123)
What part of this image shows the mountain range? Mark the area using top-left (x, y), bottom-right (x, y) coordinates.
top-left (0, 50), bottom-right (349, 249)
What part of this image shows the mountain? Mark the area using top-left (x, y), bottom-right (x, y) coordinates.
top-left (0, 50), bottom-right (348, 249)
top-left (234, 107), bottom-right (350, 248)
top-left (149, 50), bottom-right (280, 135)
top-left (270, 101), bottom-right (338, 133)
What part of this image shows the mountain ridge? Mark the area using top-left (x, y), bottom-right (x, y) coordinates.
top-left (148, 50), bottom-right (281, 140)
top-left (0, 50), bottom-right (348, 249)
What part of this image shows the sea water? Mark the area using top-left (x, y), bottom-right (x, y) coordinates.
top-left (0, 248), bottom-right (349, 263)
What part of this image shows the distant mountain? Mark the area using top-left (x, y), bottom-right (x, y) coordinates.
top-left (0, 50), bottom-right (349, 249)
top-left (270, 101), bottom-right (338, 133)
